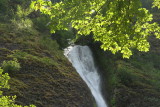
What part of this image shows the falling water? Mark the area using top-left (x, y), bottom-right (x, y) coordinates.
top-left (64, 45), bottom-right (107, 107)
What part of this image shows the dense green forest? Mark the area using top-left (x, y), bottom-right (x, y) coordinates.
top-left (0, 0), bottom-right (160, 107)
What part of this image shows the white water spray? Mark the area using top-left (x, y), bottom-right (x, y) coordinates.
top-left (64, 45), bottom-right (107, 107)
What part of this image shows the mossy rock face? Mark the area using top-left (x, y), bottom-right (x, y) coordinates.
top-left (0, 48), bottom-right (13, 63)
top-left (111, 60), bottom-right (160, 107)
top-left (91, 43), bottom-right (160, 107)
top-left (0, 24), bottom-right (94, 107)
top-left (6, 58), bottom-right (94, 107)
top-left (113, 61), bottom-right (160, 107)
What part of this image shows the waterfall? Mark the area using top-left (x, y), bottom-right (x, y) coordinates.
top-left (64, 45), bottom-right (107, 107)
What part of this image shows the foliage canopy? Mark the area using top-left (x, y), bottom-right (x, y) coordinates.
top-left (31, 0), bottom-right (160, 58)
top-left (153, 0), bottom-right (160, 9)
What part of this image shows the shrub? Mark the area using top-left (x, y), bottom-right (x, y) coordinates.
top-left (0, 68), bottom-right (10, 90)
top-left (32, 15), bottom-right (50, 32)
top-left (11, 18), bottom-right (33, 30)
top-left (1, 58), bottom-right (21, 73)
top-left (51, 30), bottom-right (74, 48)
top-left (10, 5), bottom-right (36, 35)
top-left (117, 68), bottom-right (133, 86)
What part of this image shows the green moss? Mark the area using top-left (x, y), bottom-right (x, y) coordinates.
top-left (10, 78), bottom-right (28, 89)
top-left (8, 50), bottom-right (59, 66)
top-left (0, 48), bottom-right (13, 63)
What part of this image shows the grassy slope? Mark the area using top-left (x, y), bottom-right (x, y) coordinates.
top-left (0, 22), bottom-right (94, 107)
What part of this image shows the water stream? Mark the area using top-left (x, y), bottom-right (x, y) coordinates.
top-left (64, 45), bottom-right (107, 107)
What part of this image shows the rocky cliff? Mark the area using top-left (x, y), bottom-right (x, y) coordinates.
top-left (0, 23), bottom-right (94, 107)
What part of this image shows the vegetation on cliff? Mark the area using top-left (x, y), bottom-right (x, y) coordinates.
top-left (0, 67), bottom-right (36, 107)
top-left (0, 0), bottom-right (160, 107)
top-left (92, 44), bottom-right (160, 107)
top-left (0, 0), bottom-right (94, 106)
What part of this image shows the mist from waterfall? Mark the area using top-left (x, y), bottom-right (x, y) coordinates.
top-left (64, 45), bottom-right (107, 107)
